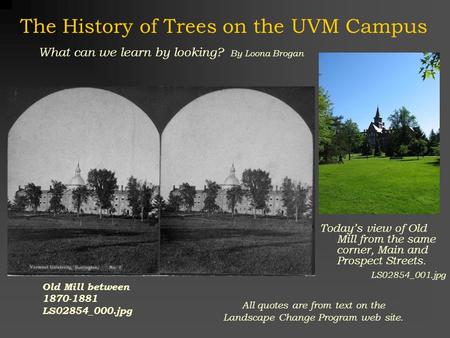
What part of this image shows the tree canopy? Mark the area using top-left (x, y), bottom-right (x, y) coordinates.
top-left (72, 185), bottom-right (90, 216)
top-left (281, 177), bottom-right (311, 221)
top-left (168, 190), bottom-right (183, 212)
top-left (87, 169), bottom-right (118, 218)
top-left (319, 87), bottom-right (362, 162)
top-left (49, 180), bottom-right (66, 214)
top-left (226, 185), bottom-right (244, 217)
top-left (24, 183), bottom-right (42, 213)
top-left (126, 176), bottom-right (154, 221)
top-left (179, 182), bottom-right (196, 212)
top-left (388, 107), bottom-right (418, 155)
top-left (241, 169), bottom-right (272, 217)
top-left (152, 195), bottom-right (166, 211)
top-left (339, 119), bottom-right (362, 160)
top-left (419, 52), bottom-right (440, 80)
top-left (13, 193), bottom-right (28, 212)
top-left (203, 180), bottom-right (221, 214)
top-left (281, 177), bottom-right (295, 217)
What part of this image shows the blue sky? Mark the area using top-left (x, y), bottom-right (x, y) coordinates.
top-left (319, 52), bottom-right (440, 136)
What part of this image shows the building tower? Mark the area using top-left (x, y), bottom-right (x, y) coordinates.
top-left (373, 106), bottom-right (384, 129)
top-left (67, 162), bottom-right (86, 189)
top-left (221, 163), bottom-right (240, 190)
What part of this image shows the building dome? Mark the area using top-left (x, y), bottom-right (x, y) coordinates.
top-left (222, 163), bottom-right (240, 189)
top-left (67, 163), bottom-right (85, 188)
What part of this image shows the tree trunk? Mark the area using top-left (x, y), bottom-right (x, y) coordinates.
top-left (99, 209), bottom-right (102, 219)
top-left (141, 206), bottom-right (144, 222)
top-left (253, 207), bottom-right (256, 219)
top-left (295, 206), bottom-right (298, 222)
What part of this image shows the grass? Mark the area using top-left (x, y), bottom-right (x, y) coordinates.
top-left (319, 155), bottom-right (440, 214)
top-left (8, 213), bottom-right (159, 275)
top-left (160, 215), bottom-right (313, 275)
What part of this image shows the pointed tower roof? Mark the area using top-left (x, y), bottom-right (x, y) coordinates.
top-left (68, 163), bottom-right (85, 188)
top-left (223, 163), bottom-right (240, 187)
top-left (75, 162), bottom-right (81, 175)
top-left (375, 106), bottom-right (380, 118)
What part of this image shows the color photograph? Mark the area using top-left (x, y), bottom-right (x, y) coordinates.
top-left (319, 52), bottom-right (440, 214)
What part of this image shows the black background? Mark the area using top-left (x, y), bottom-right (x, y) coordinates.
top-left (0, 0), bottom-right (448, 336)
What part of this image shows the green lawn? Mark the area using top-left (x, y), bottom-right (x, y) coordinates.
top-left (160, 215), bottom-right (313, 275)
top-left (319, 156), bottom-right (440, 214)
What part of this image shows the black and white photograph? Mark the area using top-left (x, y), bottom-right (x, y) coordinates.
top-left (160, 88), bottom-right (314, 275)
top-left (7, 87), bottom-right (160, 274)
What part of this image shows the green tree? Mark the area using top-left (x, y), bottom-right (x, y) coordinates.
top-left (428, 129), bottom-right (439, 146)
top-left (24, 183), bottom-right (42, 213)
top-left (241, 169), bottom-right (272, 218)
top-left (388, 107), bottom-right (418, 154)
top-left (413, 126), bottom-right (427, 141)
top-left (428, 129), bottom-right (440, 155)
top-left (374, 136), bottom-right (382, 157)
top-left (389, 107), bottom-right (418, 129)
top-left (72, 185), bottom-right (89, 216)
top-left (202, 180), bottom-right (221, 214)
top-left (226, 185), bottom-right (244, 217)
top-left (281, 177), bottom-right (295, 218)
top-left (361, 139), bottom-right (373, 158)
top-left (410, 139), bottom-right (428, 159)
top-left (319, 87), bottom-right (347, 163)
top-left (49, 180), bottom-right (66, 215)
top-left (179, 182), bottom-right (196, 212)
top-left (340, 119), bottom-right (362, 160)
top-left (397, 144), bottom-right (409, 158)
top-left (87, 169), bottom-right (118, 219)
top-left (419, 52), bottom-right (440, 80)
top-left (319, 87), bottom-right (335, 162)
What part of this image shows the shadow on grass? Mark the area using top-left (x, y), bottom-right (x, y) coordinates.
top-left (425, 158), bottom-right (440, 166)
top-left (352, 156), bottom-right (375, 160)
